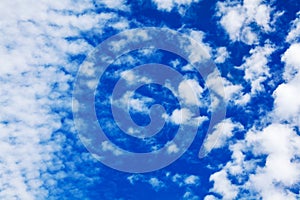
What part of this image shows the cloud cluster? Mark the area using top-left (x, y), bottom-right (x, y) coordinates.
top-left (0, 0), bottom-right (129, 198)
top-left (273, 13), bottom-right (300, 127)
top-left (216, 0), bottom-right (275, 44)
top-left (127, 172), bottom-right (201, 199)
top-left (206, 13), bottom-right (300, 200)
top-left (2, 0), bottom-right (299, 199)
top-left (207, 124), bottom-right (300, 200)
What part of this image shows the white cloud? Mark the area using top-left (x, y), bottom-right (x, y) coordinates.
top-left (273, 43), bottom-right (300, 126)
top-left (286, 12), bottom-right (300, 43)
top-left (183, 190), bottom-right (200, 200)
top-left (112, 91), bottom-right (155, 114)
top-left (188, 30), bottom-right (212, 59)
top-left (218, 4), bottom-right (247, 43)
top-left (271, 18), bottom-right (300, 127)
top-left (246, 124), bottom-right (300, 199)
top-left (120, 69), bottom-right (152, 86)
top-left (214, 47), bottom-right (230, 64)
top-left (120, 70), bottom-right (136, 84)
top-left (206, 69), bottom-right (243, 107)
top-left (245, 0), bottom-right (271, 31)
top-left (238, 43), bottom-right (274, 94)
top-left (170, 173), bottom-right (201, 188)
top-left (127, 174), bottom-right (143, 184)
top-left (204, 195), bottom-right (218, 200)
top-left (216, 0), bottom-right (274, 44)
top-left (169, 108), bottom-right (194, 124)
top-left (184, 175), bottom-right (199, 185)
top-left (281, 43), bottom-right (300, 81)
top-left (101, 141), bottom-right (123, 156)
top-left (208, 124), bottom-right (300, 199)
top-left (152, 0), bottom-right (174, 11)
top-left (165, 108), bottom-right (208, 126)
top-left (148, 177), bottom-right (165, 190)
top-left (166, 142), bottom-right (180, 154)
top-left (208, 41), bottom-right (300, 198)
top-left (273, 75), bottom-right (300, 122)
top-left (240, 26), bottom-right (258, 45)
top-left (173, 29), bottom-right (212, 64)
top-left (234, 93), bottom-right (250, 105)
top-left (209, 170), bottom-right (238, 200)
top-left (178, 79), bottom-right (204, 106)
top-left (202, 119), bottom-right (243, 153)
top-left (207, 7), bottom-right (300, 200)
top-left (98, 0), bottom-right (129, 11)
top-left (128, 175), bottom-right (166, 191)
top-left (152, 0), bottom-right (199, 13)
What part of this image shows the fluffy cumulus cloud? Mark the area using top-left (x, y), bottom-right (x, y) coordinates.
top-left (273, 15), bottom-right (300, 127)
top-left (202, 118), bottom-right (243, 154)
top-left (206, 14), bottom-right (300, 199)
top-left (164, 108), bottom-right (208, 127)
top-left (0, 0), bottom-right (129, 199)
top-left (178, 79), bottom-right (204, 106)
top-left (245, 125), bottom-right (300, 199)
top-left (205, 69), bottom-right (244, 107)
top-left (209, 170), bottom-right (239, 200)
top-left (207, 124), bottom-right (300, 200)
top-left (273, 75), bottom-right (300, 123)
top-left (216, 0), bottom-right (275, 44)
top-left (214, 47), bottom-right (230, 64)
top-left (238, 43), bottom-right (275, 94)
top-left (281, 43), bottom-right (300, 81)
top-left (272, 42), bottom-right (300, 128)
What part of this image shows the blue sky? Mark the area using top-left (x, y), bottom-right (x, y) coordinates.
top-left (1, 0), bottom-right (300, 199)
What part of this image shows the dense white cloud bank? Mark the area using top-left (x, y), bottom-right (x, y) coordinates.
top-left (0, 0), bottom-right (129, 199)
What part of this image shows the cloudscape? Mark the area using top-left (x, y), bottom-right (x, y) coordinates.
top-left (1, 0), bottom-right (300, 199)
